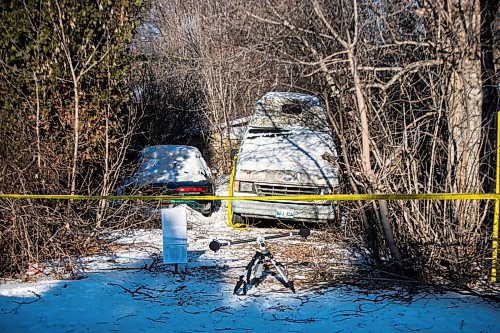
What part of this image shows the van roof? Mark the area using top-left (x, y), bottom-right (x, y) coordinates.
top-left (260, 92), bottom-right (321, 107)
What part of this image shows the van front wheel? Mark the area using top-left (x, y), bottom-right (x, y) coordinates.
top-left (232, 213), bottom-right (247, 226)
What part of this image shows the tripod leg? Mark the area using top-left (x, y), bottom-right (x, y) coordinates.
top-left (245, 252), bottom-right (260, 283)
top-left (233, 275), bottom-right (247, 295)
top-left (269, 254), bottom-right (295, 293)
top-left (234, 252), bottom-right (260, 295)
top-left (252, 257), bottom-right (265, 281)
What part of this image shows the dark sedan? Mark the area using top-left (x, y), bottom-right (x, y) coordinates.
top-left (117, 145), bottom-right (214, 216)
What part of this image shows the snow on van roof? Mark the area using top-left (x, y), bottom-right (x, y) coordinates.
top-left (260, 92), bottom-right (321, 106)
top-left (251, 92), bottom-right (328, 130)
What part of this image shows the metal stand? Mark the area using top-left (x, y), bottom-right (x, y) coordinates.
top-left (209, 229), bottom-right (309, 295)
top-left (233, 235), bottom-right (294, 295)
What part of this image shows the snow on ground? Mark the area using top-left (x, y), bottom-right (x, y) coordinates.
top-left (1, 177), bottom-right (499, 332)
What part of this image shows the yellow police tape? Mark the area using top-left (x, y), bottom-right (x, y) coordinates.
top-left (1, 190), bottom-right (498, 281)
top-left (492, 110), bottom-right (500, 283)
top-left (1, 157), bottom-right (499, 282)
top-left (227, 154), bottom-right (248, 229)
top-left (1, 192), bottom-right (500, 201)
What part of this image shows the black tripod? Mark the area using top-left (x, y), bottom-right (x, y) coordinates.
top-left (209, 229), bottom-right (310, 295)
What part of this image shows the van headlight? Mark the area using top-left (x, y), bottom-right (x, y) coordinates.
top-left (320, 187), bottom-right (332, 195)
top-left (236, 181), bottom-right (254, 193)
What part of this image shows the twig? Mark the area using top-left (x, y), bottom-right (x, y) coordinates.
top-left (12, 290), bottom-right (41, 305)
top-left (271, 314), bottom-right (318, 323)
top-left (211, 306), bottom-right (233, 314)
top-left (9, 290), bottom-right (41, 314)
top-left (146, 316), bottom-right (169, 323)
top-left (108, 282), bottom-right (156, 298)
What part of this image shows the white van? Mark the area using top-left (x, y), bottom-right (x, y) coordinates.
top-left (231, 92), bottom-right (339, 224)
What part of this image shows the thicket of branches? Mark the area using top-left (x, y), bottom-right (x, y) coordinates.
top-left (0, 0), bottom-right (144, 276)
top-left (135, 0), bottom-right (498, 283)
top-left (0, 0), bottom-right (498, 285)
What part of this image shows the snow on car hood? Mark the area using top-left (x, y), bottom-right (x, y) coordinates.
top-left (235, 129), bottom-right (339, 187)
top-left (130, 145), bottom-right (211, 185)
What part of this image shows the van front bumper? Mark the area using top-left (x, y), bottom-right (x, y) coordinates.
top-left (231, 198), bottom-right (335, 222)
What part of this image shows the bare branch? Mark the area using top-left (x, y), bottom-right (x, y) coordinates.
top-left (246, 10), bottom-right (337, 42)
top-left (312, 0), bottom-right (349, 48)
top-left (364, 59), bottom-right (444, 91)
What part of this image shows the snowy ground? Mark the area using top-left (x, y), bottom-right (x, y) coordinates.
top-left (1, 178), bottom-right (499, 332)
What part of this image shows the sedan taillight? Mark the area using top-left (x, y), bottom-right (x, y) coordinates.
top-left (176, 186), bottom-right (208, 193)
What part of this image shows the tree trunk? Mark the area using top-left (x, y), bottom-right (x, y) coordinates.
top-left (447, 0), bottom-right (482, 228)
top-left (348, 47), bottom-right (403, 264)
top-left (70, 82), bottom-right (79, 195)
top-left (324, 92), bottom-right (381, 262)
top-left (479, 0), bottom-right (499, 194)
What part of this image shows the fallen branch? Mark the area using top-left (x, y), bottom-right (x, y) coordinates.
top-left (108, 282), bottom-right (156, 298)
top-left (9, 290), bottom-right (41, 314)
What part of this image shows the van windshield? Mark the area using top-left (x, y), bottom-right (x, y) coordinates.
top-left (249, 102), bottom-right (329, 131)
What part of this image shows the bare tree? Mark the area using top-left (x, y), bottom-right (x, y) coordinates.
top-left (52, 0), bottom-right (111, 195)
top-left (0, 0), bottom-right (143, 276)
top-left (239, 0), bottom-right (491, 278)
